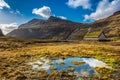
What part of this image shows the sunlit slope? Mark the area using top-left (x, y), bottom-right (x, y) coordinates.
top-left (69, 11), bottom-right (120, 40)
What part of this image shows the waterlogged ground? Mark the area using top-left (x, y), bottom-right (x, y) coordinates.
top-left (27, 57), bottom-right (112, 79)
top-left (0, 37), bottom-right (120, 80)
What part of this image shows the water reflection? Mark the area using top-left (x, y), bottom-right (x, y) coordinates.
top-left (27, 57), bottom-right (110, 77)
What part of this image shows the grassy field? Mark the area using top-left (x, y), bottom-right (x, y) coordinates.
top-left (0, 37), bottom-right (120, 80)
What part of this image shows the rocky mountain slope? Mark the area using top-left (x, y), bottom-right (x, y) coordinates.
top-left (0, 29), bottom-right (4, 36)
top-left (7, 16), bottom-right (87, 40)
top-left (7, 11), bottom-right (120, 40)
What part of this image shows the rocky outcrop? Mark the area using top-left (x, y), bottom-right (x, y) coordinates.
top-left (0, 29), bottom-right (4, 36)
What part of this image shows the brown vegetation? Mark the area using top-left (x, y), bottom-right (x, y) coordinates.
top-left (0, 36), bottom-right (120, 79)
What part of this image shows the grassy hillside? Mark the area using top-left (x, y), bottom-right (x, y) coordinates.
top-left (89, 12), bottom-right (120, 38)
top-left (67, 11), bottom-right (120, 40)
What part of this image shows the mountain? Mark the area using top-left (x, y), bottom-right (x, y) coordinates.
top-left (89, 11), bottom-right (120, 38)
top-left (7, 16), bottom-right (87, 40)
top-left (0, 29), bottom-right (4, 36)
top-left (68, 11), bottom-right (120, 39)
top-left (19, 16), bottom-right (84, 29)
top-left (7, 11), bottom-right (120, 40)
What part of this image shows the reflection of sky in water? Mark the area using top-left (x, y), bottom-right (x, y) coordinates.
top-left (27, 57), bottom-right (110, 77)
top-left (49, 57), bottom-right (99, 76)
top-left (51, 57), bottom-right (110, 71)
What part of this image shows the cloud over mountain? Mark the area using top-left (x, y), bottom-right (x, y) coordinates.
top-left (84, 0), bottom-right (120, 21)
top-left (32, 6), bottom-right (52, 19)
top-left (0, 23), bottom-right (18, 35)
top-left (32, 6), bottom-right (67, 20)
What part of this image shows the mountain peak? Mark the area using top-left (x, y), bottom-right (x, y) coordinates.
top-left (31, 18), bottom-right (40, 21)
top-left (48, 16), bottom-right (59, 20)
top-left (48, 16), bottom-right (63, 22)
top-left (29, 18), bottom-right (44, 23)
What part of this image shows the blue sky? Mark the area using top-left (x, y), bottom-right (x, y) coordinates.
top-left (0, 0), bottom-right (120, 34)
top-left (1, 0), bottom-right (95, 23)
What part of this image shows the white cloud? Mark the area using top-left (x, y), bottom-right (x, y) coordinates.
top-left (66, 0), bottom-right (91, 9)
top-left (32, 6), bottom-right (67, 20)
top-left (0, 23), bottom-right (18, 35)
top-left (0, 0), bottom-right (10, 9)
top-left (32, 6), bottom-right (52, 19)
top-left (58, 16), bottom-right (67, 20)
top-left (84, 0), bottom-right (120, 21)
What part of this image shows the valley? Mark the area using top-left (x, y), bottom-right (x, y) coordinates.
top-left (0, 37), bottom-right (119, 80)
top-left (0, 9), bottom-right (120, 80)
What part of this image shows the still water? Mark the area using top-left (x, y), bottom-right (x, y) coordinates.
top-left (27, 57), bottom-right (111, 77)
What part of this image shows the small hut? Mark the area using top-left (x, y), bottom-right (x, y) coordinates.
top-left (84, 31), bottom-right (106, 41)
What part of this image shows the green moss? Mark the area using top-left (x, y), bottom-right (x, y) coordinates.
top-left (94, 52), bottom-right (102, 60)
top-left (84, 31), bottom-right (102, 38)
top-left (105, 58), bottom-right (116, 66)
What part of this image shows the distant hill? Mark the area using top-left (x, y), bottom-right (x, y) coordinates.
top-left (7, 11), bottom-right (120, 40)
top-left (0, 29), bottom-right (4, 36)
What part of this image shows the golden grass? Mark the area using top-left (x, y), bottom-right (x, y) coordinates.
top-left (84, 31), bottom-right (102, 38)
top-left (0, 37), bottom-right (120, 79)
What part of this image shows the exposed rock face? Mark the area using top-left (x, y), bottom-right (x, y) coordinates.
top-left (0, 29), bottom-right (4, 36)
top-left (7, 11), bottom-right (120, 40)
top-left (7, 16), bottom-right (86, 40)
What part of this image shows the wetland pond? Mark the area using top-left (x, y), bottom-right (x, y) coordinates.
top-left (26, 57), bottom-right (111, 78)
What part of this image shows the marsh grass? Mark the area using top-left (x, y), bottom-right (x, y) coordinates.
top-left (0, 37), bottom-right (120, 79)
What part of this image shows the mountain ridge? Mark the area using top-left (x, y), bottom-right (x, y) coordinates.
top-left (19, 16), bottom-right (82, 29)
top-left (7, 11), bottom-right (120, 40)
top-left (8, 16), bottom-right (86, 40)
